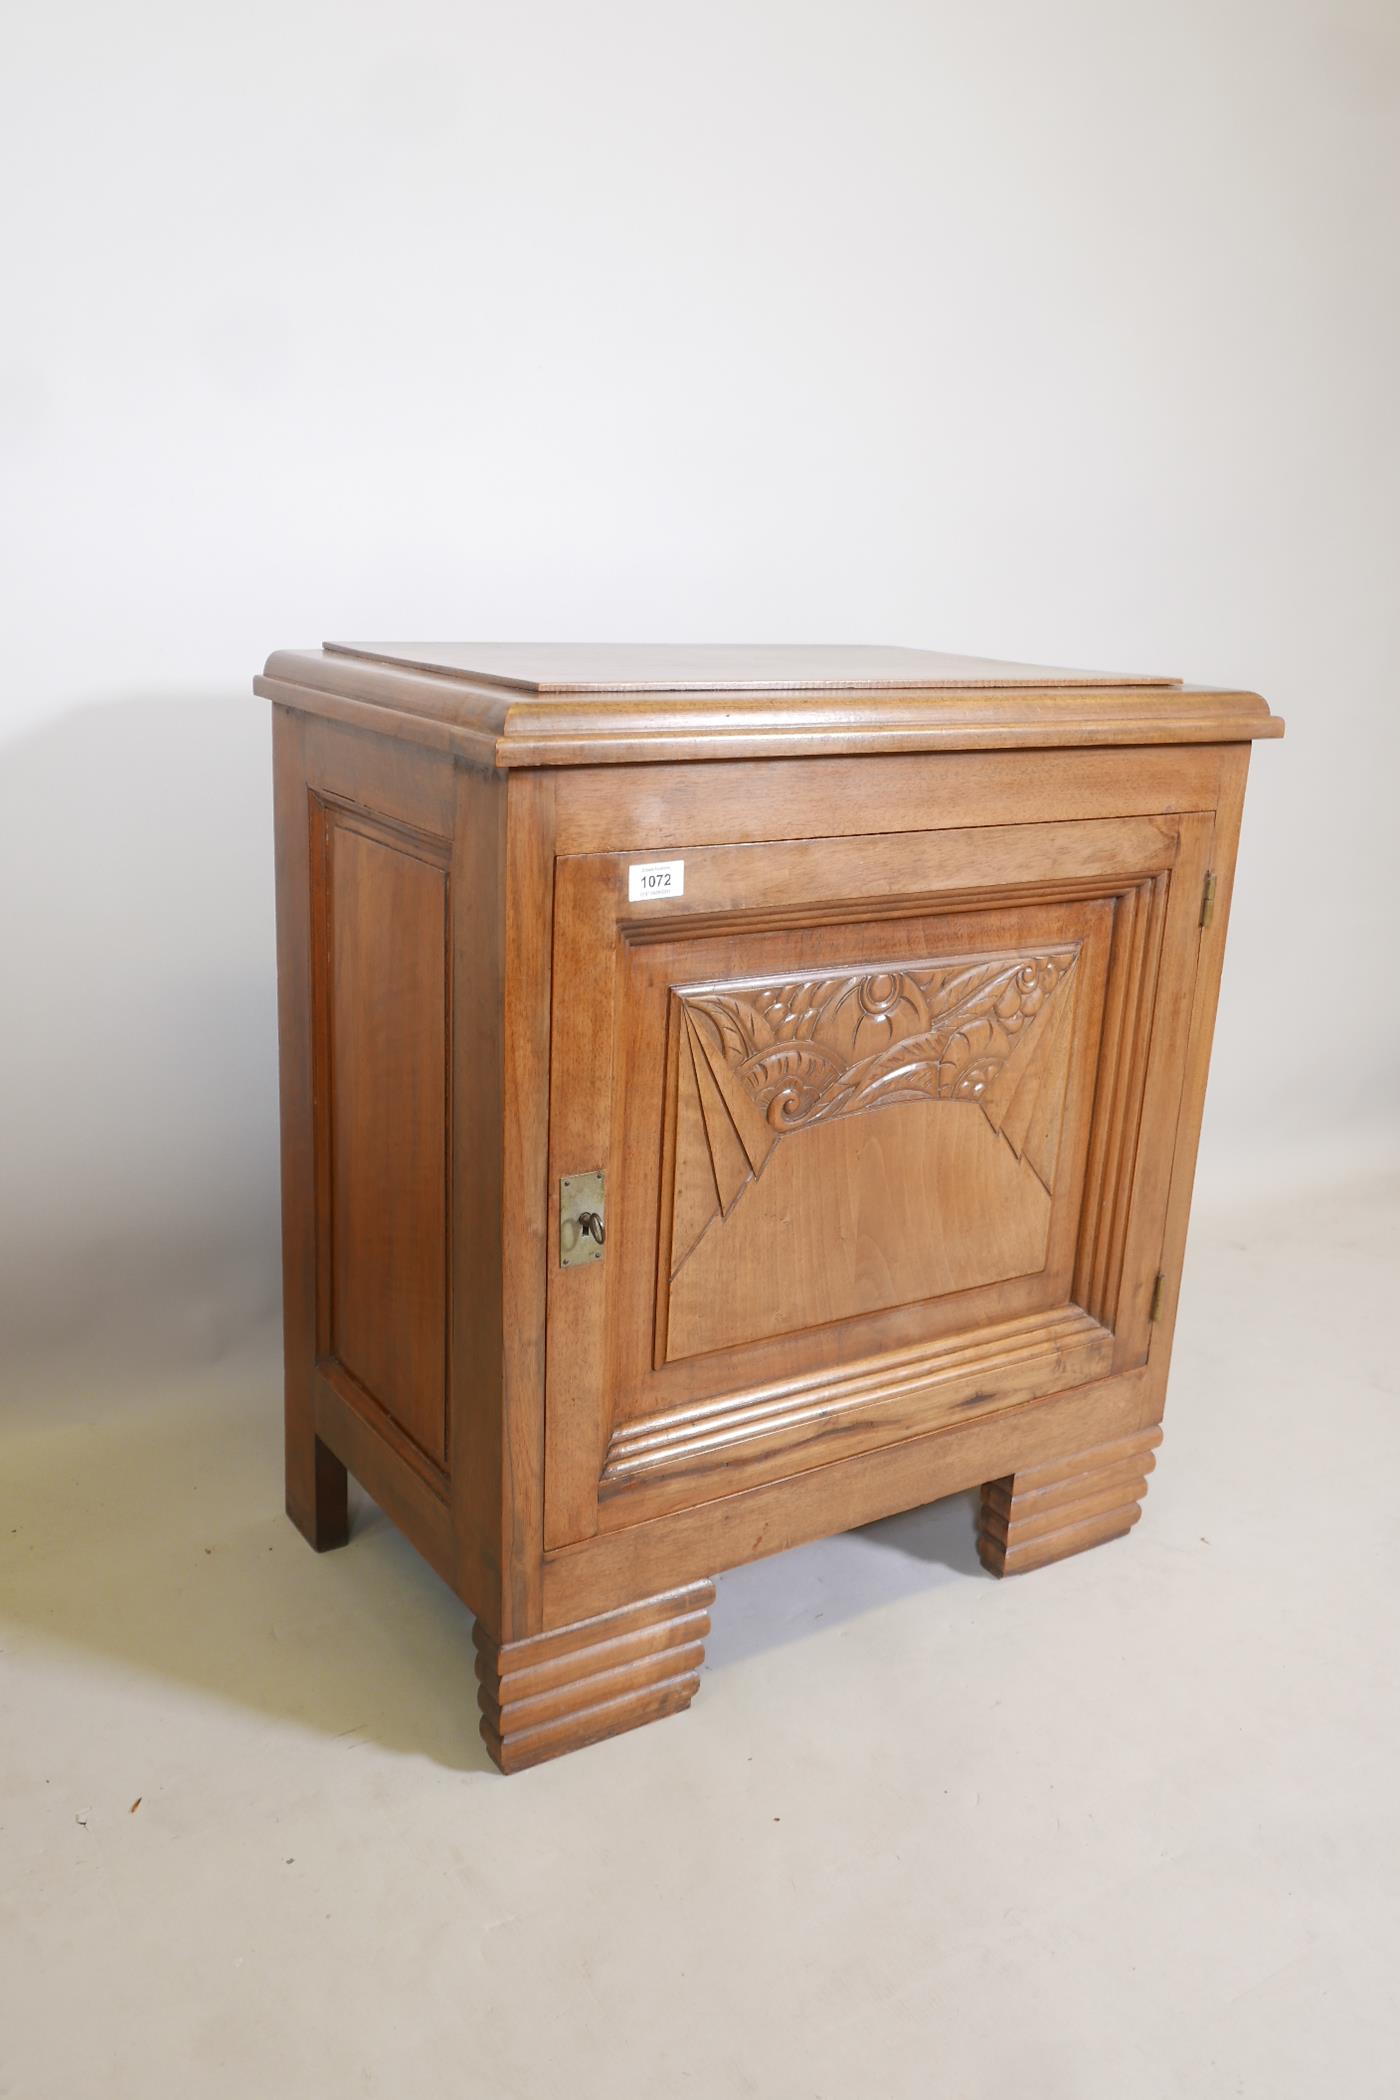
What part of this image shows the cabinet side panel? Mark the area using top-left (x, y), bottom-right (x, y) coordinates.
top-left (271, 707), bottom-right (320, 1531)
top-left (448, 763), bottom-right (507, 1623)
top-left (1146, 746), bottom-right (1251, 1380)
top-left (495, 771), bottom-right (557, 1634)
top-left (316, 806), bottom-right (451, 1474)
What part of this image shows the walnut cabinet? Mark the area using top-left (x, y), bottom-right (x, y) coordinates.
top-left (257, 642), bottom-right (1282, 1771)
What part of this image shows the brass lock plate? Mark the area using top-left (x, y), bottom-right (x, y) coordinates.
top-left (560, 1171), bottom-right (606, 1267)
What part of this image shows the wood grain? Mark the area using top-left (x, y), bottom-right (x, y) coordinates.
top-left (495, 770), bottom-right (558, 1635)
top-left (272, 705), bottom-right (348, 1552)
top-left (446, 759), bottom-right (508, 1620)
top-left (543, 1367), bottom-right (1162, 1627)
top-left (320, 807), bottom-right (451, 1471)
top-left (600, 1305), bottom-right (1113, 1526)
top-left (262, 638), bottom-right (1279, 1769)
top-left (662, 947), bottom-right (1081, 1357)
top-left (271, 705), bottom-right (460, 1565)
top-left (977, 1426), bottom-right (1164, 1575)
top-left (323, 640), bottom-right (1183, 691)
top-left (474, 1581), bottom-right (714, 1772)
top-left (545, 819), bottom-right (1173, 1549)
top-left (551, 746), bottom-right (1232, 853)
top-left (632, 894), bottom-right (1113, 1420)
top-left (668, 1100), bottom-right (1054, 1358)
top-left (311, 1363), bottom-right (454, 1586)
top-left (257, 645), bottom-right (1283, 769)
top-left (1144, 747), bottom-right (1251, 1383)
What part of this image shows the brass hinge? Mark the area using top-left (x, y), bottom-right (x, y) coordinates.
top-left (1199, 870), bottom-right (1217, 928)
top-left (1148, 1271), bottom-right (1167, 1322)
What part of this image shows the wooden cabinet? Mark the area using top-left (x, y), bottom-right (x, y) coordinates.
top-left (258, 642), bottom-right (1282, 1771)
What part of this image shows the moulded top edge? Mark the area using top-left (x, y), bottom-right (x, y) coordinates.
top-left (255, 646), bottom-right (1283, 765)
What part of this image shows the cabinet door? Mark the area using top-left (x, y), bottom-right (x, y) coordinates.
top-left (544, 812), bottom-right (1212, 1547)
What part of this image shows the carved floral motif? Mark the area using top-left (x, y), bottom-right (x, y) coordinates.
top-left (683, 953), bottom-right (1075, 1133)
top-left (665, 945), bottom-right (1083, 1283)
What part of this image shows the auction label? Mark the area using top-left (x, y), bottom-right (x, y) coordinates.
top-left (627, 859), bottom-right (685, 902)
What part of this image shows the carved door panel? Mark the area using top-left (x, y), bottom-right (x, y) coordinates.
top-left (545, 813), bottom-right (1213, 1547)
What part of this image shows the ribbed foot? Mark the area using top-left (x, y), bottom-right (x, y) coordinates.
top-left (474, 1581), bottom-right (716, 1773)
top-left (978, 1426), bottom-right (1163, 1576)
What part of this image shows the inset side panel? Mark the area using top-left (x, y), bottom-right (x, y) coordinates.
top-left (312, 797), bottom-right (452, 1477)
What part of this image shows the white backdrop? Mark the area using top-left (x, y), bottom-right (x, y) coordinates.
top-left (3, 0), bottom-right (1398, 1362)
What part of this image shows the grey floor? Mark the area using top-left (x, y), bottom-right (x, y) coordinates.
top-left (4, 1170), bottom-right (1398, 2099)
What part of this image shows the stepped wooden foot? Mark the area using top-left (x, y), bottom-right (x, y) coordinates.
top-left (977, 1425), bottom-right (1163, 1576)
top-left (473, 1581), bottom-right (716, 1773)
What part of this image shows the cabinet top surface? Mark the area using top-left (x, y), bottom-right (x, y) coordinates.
top-left (256, 640), bottom-right (1283, 766)
top-left (320, 640), bottom-right (1178, 694)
